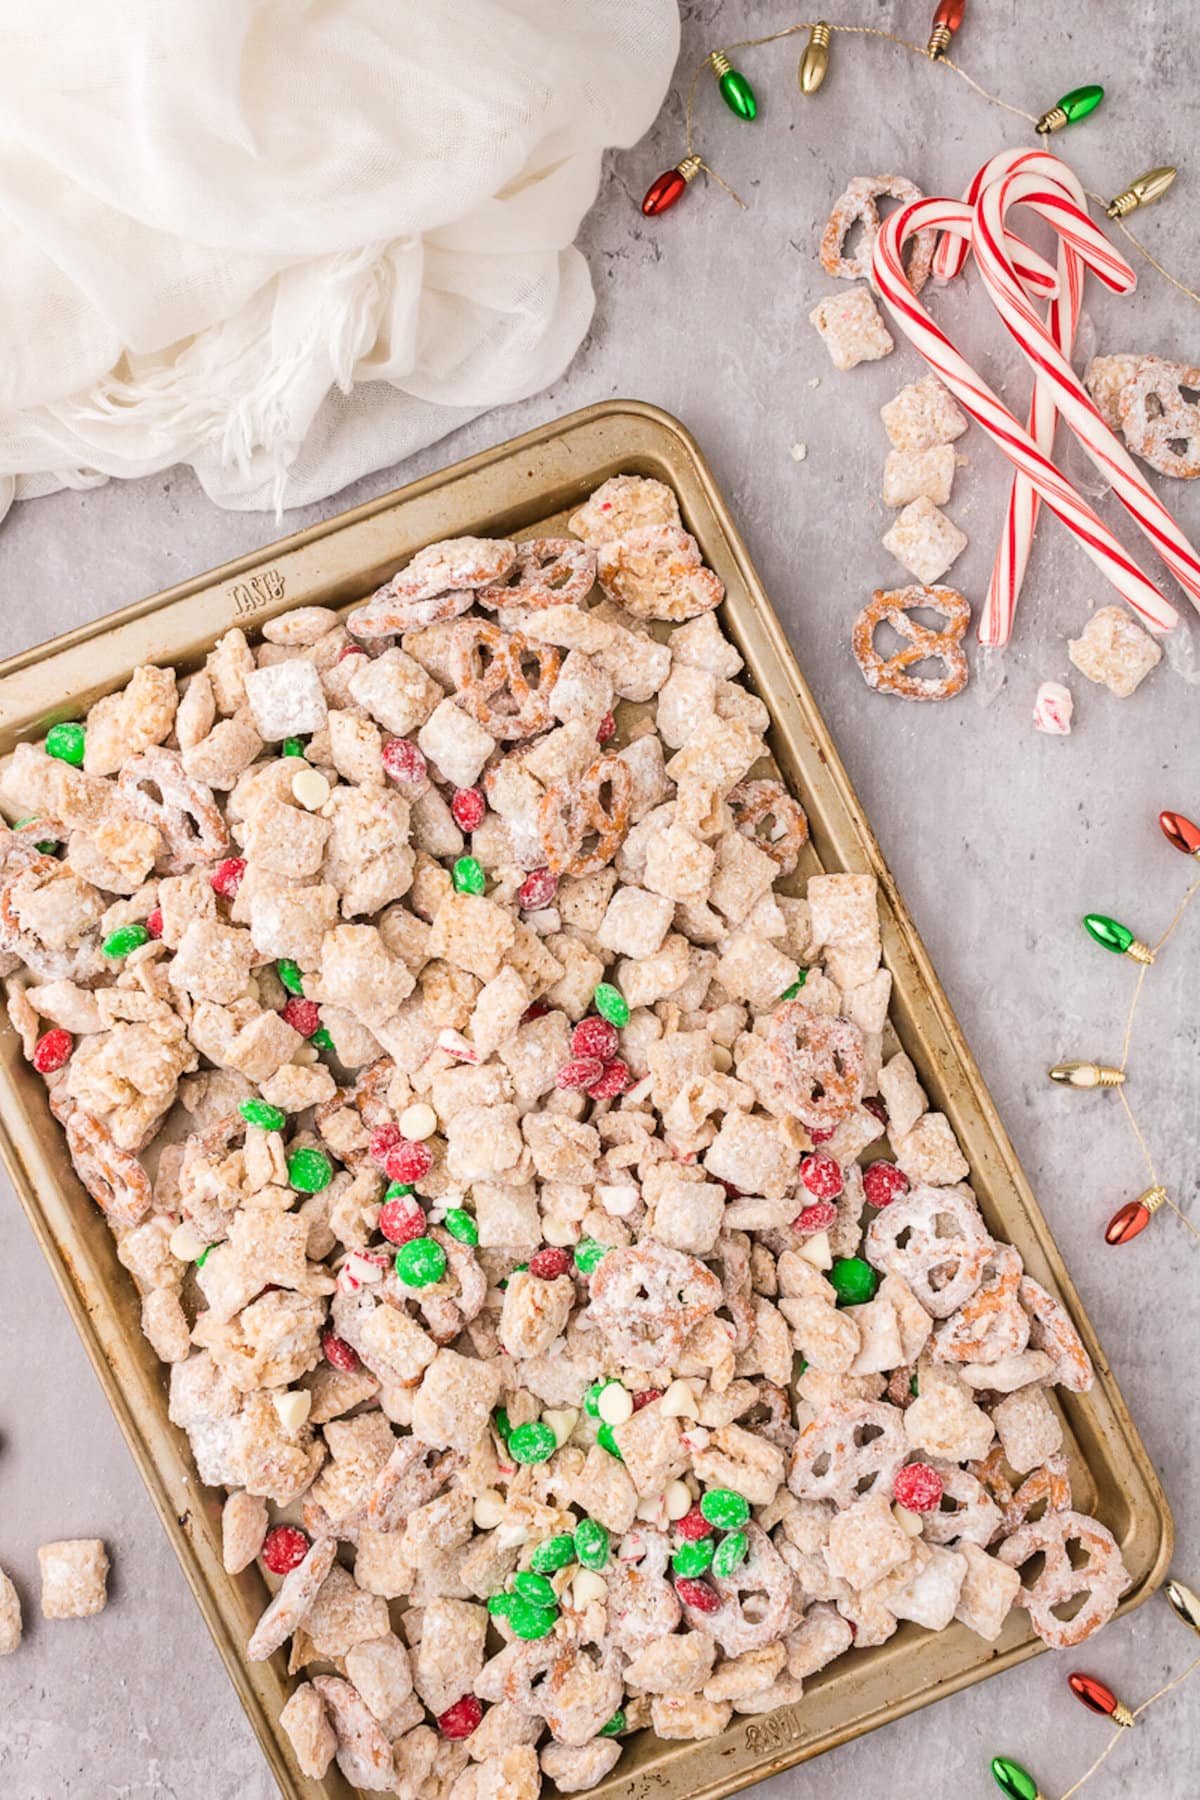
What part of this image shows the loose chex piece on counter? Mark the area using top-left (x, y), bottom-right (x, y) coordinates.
top-left (0, 475), bottom-right (1128, 1797)
top-left (1068, 605), bottom-right (1162, 698)
top-left (809, 286), bottom-right (895, 371)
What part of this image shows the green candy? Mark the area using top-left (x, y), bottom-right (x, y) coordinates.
top-left (573, 1519), bottom-right (609, 1570)
top-left (452, 855), bottom-right (486, 895)
top-left (712, 1530), bottom-right (748, 1578)
top-left (394, 1236), bottom-right (447, 1288)
top-left (530, 1533), bottom-right (576, 1575)
top-left (384, 1181), bottom-right (413, 1199)
top-left (513, 1570), bottom-right (557, 1608)
top-left (239, 1099), bottom-right (286, 1131)
top-left (287, 1146), bottom-right (333, 1193)
top-left (596, 1423), bottom-right (623, 1460)
top-left (276, 958), bottom-right (305, 995)
top-left (592, 982), bottom-right (629, 1027)
top-left (102, 923), bottom-right (150, 959)
top-left (45, 722), bottom-right (85, 766)
top-left (598, 1710), bottom-right (626, 1738)
top-left (14, 816), bottom-right (57, 854)
top-left (574, 1238), bottom-right (608, 1276)
top-left (194, 1244), bottom-right (213, 1269)
top-left (583, 1381), bottom-right (606, 1419)
top-left (506, 1598), bottom-right (557, 1640)
top-left (508, 1421), bottom-right (558, 1465)
top-left (443, 1207), bottom-right (478, 1246)
top-left (494, 1407), bottom-right (511, 1440)
top-left (779, 970), bottom-right (809, 1000)
top-left (487, 1591), bottom-right (514, 1616)
top-left (910, 1372), bottom-right (919, 1398)
top-left (282, 736), bottom-right (307, 759)
top-left (829, 1255), bottom-right (879, 1307)
top-left (310, 1025), bottom-right (334, 1051)
top-left (672, 1537), bottom-right (714, 1577)
top-left (700, 1487), bottom-right (750, 1531)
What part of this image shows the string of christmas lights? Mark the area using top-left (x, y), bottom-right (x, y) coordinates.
top-left (991, 1578), bottom-right (1200, 1798)
top-left (1049, 809), bottom-right (1200, 1247)
top-left (640, 10), bottom-right (1199, 310)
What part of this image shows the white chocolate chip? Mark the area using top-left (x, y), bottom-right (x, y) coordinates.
top-left (398, 1102), bottom-right (438, 1141)
top-left (635, 1492), bottom-right (668, 1526)
top-left (571, 1570), bottom-right (608, 1608)
top-left (291, 768), bottom-right (331, 811)
top-left (542, 1214), bottom-right (579, 1247)
top-left (497, 1522), bottom-right (529, 1550)
top-left (711, 1044), bottom-right (733, 1072)
top-left (169, 1222), bottom-right (208, 1262)
top-left (293, 1042), bottom-right (319, 1065)
top-left (597, 1383), bottom-right (633, 1426)
top-left (798, 1229), bottom-right (833, 1270)
top-left (597, 1184), bottom-right (639, 1218)
top-left (659, 1379), bottom-right (700, 1420)
top-left (472, 1488), bottom-right (505, 1531)
top-left (663, 1479), bottom-right (693, 1521)
top-left (542, 1407), bottom-right (580, 1447)
top-left (272, 1390), bottom-right (312, 1434)
top-left (893, 1503), bottom-right (924, 1537)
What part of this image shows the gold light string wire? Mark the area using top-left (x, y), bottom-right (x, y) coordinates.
top-left (679, 20), bottom-right (1200, 306)
top-left (1057, 1648), bottom-right (1200, 1798)
top-left (1111, 871), bottom-right (1200, 1243)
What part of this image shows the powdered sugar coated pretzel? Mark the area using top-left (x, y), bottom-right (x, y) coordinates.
top-left (586, 1241), bottom-right (723, 1368)
top-left (1019, 1276), bottom-right (1094, 1393)
top-left (1119, 358), bottom-right (1200, 479)
top-left (935, 1244), bottom-right (1029, 1365)
top-left (821, 174), bottom-right (936, 293)
top-left (452, 621), bottom-right (561, 741)
top-left (537, 1644), bottom-right (626, 1746)
top-left (920, 1459), bottom-right (1004, 1547)
top-left (596, 525), bottom-right (724, 623)
top-left (347, 585), bottom-right (474, 638)
top-left (119, 746), bottom-right (229, 869)
top-left (972, 1445), bottom-right (1072, 1542)
top-left (66, 1109), bottom-right (153, 1229)
top-left (767, 1001), bottom-right (865, 1129)
top-left (605, 1530), bottom-right (681, 1653)
top-left (852, 584), bottom-right (970, 701)
top-left (787, 1399), bottom-right (907, 1510)
top-left (867, 1185), bottom-right (993, 1320)
top-left (538, 753), bottom-right (632, 877)
top-left (727, 779), bottom-right (810, 876)
top-left (683, 1523), bottom-right (793, 1656)
top-left (478, 537), bottom-right (596, 610)
top-left (997, 1508), bottom-right (1127, 1648)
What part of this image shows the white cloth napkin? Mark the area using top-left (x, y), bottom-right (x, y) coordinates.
top-left (0, 0), bottom-right (679, 521)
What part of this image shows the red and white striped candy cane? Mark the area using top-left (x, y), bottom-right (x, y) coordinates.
top-left (873, 198), bottom-right (1179, 631)
top-left (973, 169), bottom-right (1200, 619)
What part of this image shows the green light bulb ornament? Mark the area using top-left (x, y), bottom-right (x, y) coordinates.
top-left (709, 50), bottom-right (757, 120)
top-left (991, 1756), bottom-right (1046, 1800)
top-left (1083, 912), bottom-right (1155, 964)
top-left (1037, 83), bottom-right (1104, 133)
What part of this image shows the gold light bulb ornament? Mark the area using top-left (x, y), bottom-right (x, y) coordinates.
top-left (1048, 1061), bottom-right (1126, 1089)
top-left (799, 21), bottom-right (831, 94)
top-left (1107, 165), bottom-right (1178, 219)
top-left (1165, 1576), bottom-right (1200, 1636)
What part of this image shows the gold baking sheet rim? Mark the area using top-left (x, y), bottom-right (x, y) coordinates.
top-left (0, 400), bottom-right (1172, 1800)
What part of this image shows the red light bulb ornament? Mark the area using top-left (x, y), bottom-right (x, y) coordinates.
top-left (641, 155), bottom-right (703, 218)
top-left (1105, 1184), bottom-right (1168, 1246)
top-left (1068, 1671), bottom-right (1135, 1727)
top-left (928, 0), bottom-right (966, 60)
top-left (1160, 809), bottom-right (1200, 857)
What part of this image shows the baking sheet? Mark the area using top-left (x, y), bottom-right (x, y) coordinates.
top-left (0, 401), bottom-right (1172, 1800)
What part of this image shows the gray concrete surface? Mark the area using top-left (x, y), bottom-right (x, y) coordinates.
top-left (2, 3), bottom-right (1198, 1795)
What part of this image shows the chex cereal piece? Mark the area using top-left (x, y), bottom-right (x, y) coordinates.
top-left (881, 376), bottom-right (969, 452)
top-left (809, 287), bottom-right (894, 372)
top-left (0, 1566), bottom-right (21, 1654)
top-left (1068, 605), bottom-right (1162, 697)
top-left (243, 660), bottom-right (328, 740)
top-left (883, 444), bottom-right (956, 509)
top-left (882, 496), bottom-right (967, 586)
top-left (568, 473), bottom-right (682, 546)
top-left (38, 1539), bottom-right (109, 1619)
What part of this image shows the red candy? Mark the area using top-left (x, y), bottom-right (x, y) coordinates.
top-left (520, 1000), bottom-right (551, 1025)
top-left (451, 787), bottom-right (486, 831)
top-left (379, 1197), bottom-right (426, 1245)
top-left (556, 1057), bottom-right (606, 1091)
top-left (32, 1028), bottom-right (73, 1075)
top-left (518, 867), bottom-right (559, 911)
top-left (321, 1328), bottom-right (360, 1373)
top-left (893, 1462), bottom-right (944, 1513)
top-left (210, 857), bottom-right (246, 899)
top-left (596, 710), bottom-right (616, 744)
top-left (588, 1058), bottom-right (631, 1100)
top-left (145, 907), bottom-right (164, 940)
top-left (793, 1201), bottom-right (837, 1234)
top-left (799, 1152), bottom-right (844, 1200)
top-left (529, 1246), bottom-right (572, 1280)
top-left (338, 644), bottom-right (368, 661)
top-left (675, 1576), bottom-right (720, 1613)
top-left (368, 1123), bottom-right (404, 1168)
top-left (382, 738), bottom-right (427, 785)
top-left (863, 1095), bottom-right (889, 1128)
top-left (632, 1389), bottom-right (662, 1412)
top-left (863, 1161), bottom-right (909, 1208)
top-left (386, 1139), bottom-right (433, 1185)
top-left (675, 1507), bottom-right (710, 1542)
top-left (572, 1017), bottom-right (619, 1062)
top-left (437, 1695), bottom-right (482, 1741)
top-left (808, 1125), bottom-right (836, 1145)
top-left (262, 1525), bottom-right (310, 1575)
top-left (282, 996), bottom-right (321, 1038)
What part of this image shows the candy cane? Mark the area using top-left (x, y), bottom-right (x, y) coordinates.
top-left (872, 198), bottom-right (1179, 631)
top-left (973, 170), bottom-right (1200, 617)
